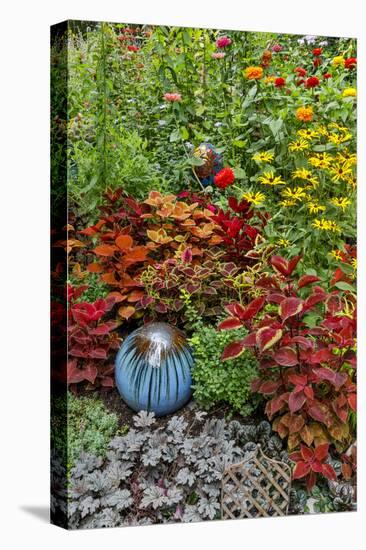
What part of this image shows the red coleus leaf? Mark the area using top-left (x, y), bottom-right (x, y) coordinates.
top-left (304, 288), bottom-right (327, 309)
top-left (88, 347), bottom-right (108, 360)
top-left (67, 360), bottom-right (98, 384)
top-left (270, 255), bottom-right (289, 277)
top-left (348, 393), bottom-right (357, 412)
top-left (259, 380), bottom-right (281, 395)
top-left (292, 461), bottom-right (311, 480)
top-left (321, 463), bottom-right (337, 481)
top-left (288, 373), bottom-right (307, 387)
top-left (221, 339), bottom-right (247, 361)
top-left (217, 317), bottom-right (244, 330)
top-left (288, 389), bottom-right (307, 413)
top-left (274, 347), bottom-right (298, 366)
top-left (297, 274), bottom-right (321, 289)
top-left (88, 321), bottom-right (117, 336)
top-left (300, 444), bottom-right (314, 462)
top-left (256, 326), bottom-right (283, 352)
top-left (288, 336), bottom-right (313, 350)
top-left (310, 348), bottom-right (336, 364)
top-left (314, 443), bottom-right (329, 462)
top-left (313, 367), bottom-right (347, 390)
top-left (279, 297), bottom-right (303, 321)
top-left (240, 296), bottom-right (266, 321)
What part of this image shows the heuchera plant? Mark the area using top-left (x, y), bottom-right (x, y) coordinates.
top-left (67, 284), bottom-right (120, 388)
top-left (218, 254), bottom-right (356, 490)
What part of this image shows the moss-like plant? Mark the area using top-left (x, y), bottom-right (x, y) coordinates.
top-left (51, 393), bottom-right (125, 469)
top-left (189, 324), bottom-right (260, 416)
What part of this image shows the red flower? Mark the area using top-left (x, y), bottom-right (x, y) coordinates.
top-left (214, 167), bottom-right (235, 189)
top-left (296, 79), bottom-right (305, 86)
top-left (313, 48), bottom-right (323, 56)
top-left (275, 77), bottom-right (286, 87)
top-left (295, 67), bottom-right (307, 77)
top-left (127, 45), bottom-right (139, 52)
top-left (305, 76), bottom-right (320, 88)
top-left (313, 58), bottom-right (322, 67)
top-left (323, 73), bottom-right (332, 79)
top-left (345, 57), bottom-right (357, 69)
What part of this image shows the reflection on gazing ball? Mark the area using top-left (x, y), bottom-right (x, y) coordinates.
top-left (115, 322), bottom-right (193, 416)
top-left (193, 142), bottom-right (223, 187)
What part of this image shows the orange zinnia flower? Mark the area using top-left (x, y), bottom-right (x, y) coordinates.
top-left (296, 106), bottom-right (314, 122)
top-left (244, 66), bottom-right (264, 80)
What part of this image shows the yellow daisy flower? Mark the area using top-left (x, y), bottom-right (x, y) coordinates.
top-left (258, 172), bottom-right (286, 186)
top-left (345, 174), bottom-right (357, 189)
top-left (297, 129), bottom-right (319, 140)
top-left (330, 197), bottom-right (352, 211)
top-left (252, 151), bottom-right (275, 163)
top-left (277, 238), bottom-right (290, 247)
top-left (292, 168), bottom-right (319, 188)
top-left (312, 218), bottom-right (341, 233)
top-left (281, 186), bottom-right (307, 201)
top-left (307, 201), bottom-right (326, 214)
top-left (288, 139), bottom-right (310, 152)
top-left (330, 249), bottom-right (343, 261)
top-left (308, 152), bottom-right (333, 169)
top-left (337, 150), bottom-right (357, 166)
top-left (279, 199), bottom-right (297, 207)
top-left (329, 162), bottom-right (353, 182)
top-left (242, 191), bottom-right (266, 206)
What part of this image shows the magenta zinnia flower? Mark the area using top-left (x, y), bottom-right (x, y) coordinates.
top-left (216, 36), bottom-right (231, 48)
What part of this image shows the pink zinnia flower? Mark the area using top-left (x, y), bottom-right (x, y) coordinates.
top-left (163, 92), bottom-right (182, 102)
top-left (272, 44), bottom-right (282, 52)
top-left (216, 36), bottom-right (232, 48)
top-left (212, 52), bottom-right (226, 59)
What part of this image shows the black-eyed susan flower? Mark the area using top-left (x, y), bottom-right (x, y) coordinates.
top-left (281, 186), bottom-right (307, 201)
top-left (242, 191), bottom-right (266, 205)
top-left (330, 197), bottom-right (351, 211)
top-left (277, 238), bottom-right (290, 247)
top-left (308, 152), bottom-right (333, 169)
top-left (330, 249), bottom-right (343, 261)
top-left (329, 162), bottom-right (353, 182)
top-left (288, 139), bottom-right (310, 152)
top-left (292, 168), bottom-right (319, 188)
top-left (252, 151), bottom-right (275, 163)
top-left (307, 201), bottom-right (326, 214)
top-left (258, 172), bottom-right (285, 185)
top-left (312, 218), bottom-right (341, 233)
top-left (297, 128), bottom-right (319, 140)
top-left (279, 199), bottom-right (297, 207)
top-left (345, 174), bottom-right (357, 189)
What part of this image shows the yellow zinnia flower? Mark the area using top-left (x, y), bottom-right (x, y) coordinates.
top-left (330, 197), bottom-right (352, 211)
top-left (333, 56), bottom-right (345, 67)
top-left (244, 66), bottom-right (263, 80)
top-left (242, 191), bottom-right (266, 206)
top-left (342, 87), bottom-right (357, 98)
top-left (296, 106), bottom-right (313, 122)
top-left (288, 139), bottom-right (310, 152)
top-left (258, 172), bottom-right (285, 185)
top-left (252, 151), bottom-right (275, 163)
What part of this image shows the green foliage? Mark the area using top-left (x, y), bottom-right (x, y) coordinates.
top-left (189, 324), bottom-right (259, 416)
top-left (52, 393), bottom-right (125, 468)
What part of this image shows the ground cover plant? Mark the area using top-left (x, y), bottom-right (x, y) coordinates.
top-left (51, 22), bottom-right (357, 529)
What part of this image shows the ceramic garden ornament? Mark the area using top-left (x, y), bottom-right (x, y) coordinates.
top-left (115, 322), bottom-right (194, 416)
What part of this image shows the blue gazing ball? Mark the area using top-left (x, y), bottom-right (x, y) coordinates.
top-left (115, 322), bottom-right (193, 416)
top-left (192, 142), bottom-right (223, 187)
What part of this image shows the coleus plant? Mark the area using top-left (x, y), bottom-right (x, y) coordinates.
top-left (218, 254), bottom-right (356, 490)
top-left (78, 188), bottom-right (267, 323)
top-left (67, 284), bottom-right (121, 389)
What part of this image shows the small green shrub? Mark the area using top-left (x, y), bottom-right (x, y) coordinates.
top-left (52, 393), bottom-right (125, 468)
top-left (189, 324), bottom-right (259, 416)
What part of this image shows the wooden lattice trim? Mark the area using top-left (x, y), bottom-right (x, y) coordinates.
top-left (221, 445), bottom-right (292, 519)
